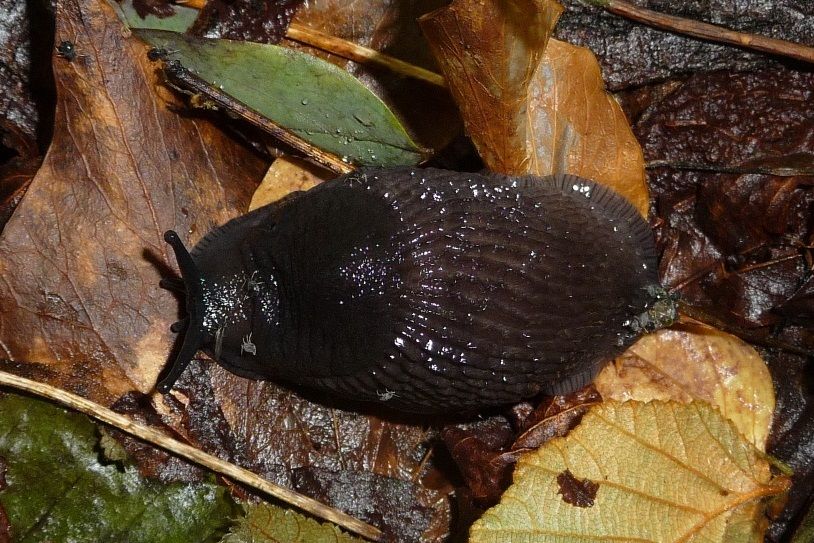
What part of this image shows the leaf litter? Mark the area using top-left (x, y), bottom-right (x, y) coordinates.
top-left (0, 0), bottom-right (811, 541)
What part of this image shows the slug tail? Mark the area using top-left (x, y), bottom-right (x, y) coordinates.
top-left (158, 230), bottom-right (207, 393)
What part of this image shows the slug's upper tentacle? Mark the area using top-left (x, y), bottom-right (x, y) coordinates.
top-left (157, 230), bottom-right (207, 392)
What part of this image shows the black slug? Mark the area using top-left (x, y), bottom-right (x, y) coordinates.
top-left (159, 167), bottom-right (671, 412)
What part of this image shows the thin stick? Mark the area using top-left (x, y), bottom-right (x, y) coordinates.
top-left (285, 23), bottom-right (447, 88)
top-left (163, 62), bottom-right (354, 175)
top-left (0, 369), bottom-right (382, 541)
top-left (584, 0), bottom-right (814, 64)
top-left (646, 159), bottom-right (814, 177)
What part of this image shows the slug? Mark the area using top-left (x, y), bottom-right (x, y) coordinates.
top-left (159, 167), bottom-right (671, 412)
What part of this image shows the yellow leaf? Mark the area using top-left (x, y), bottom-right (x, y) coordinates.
top-left (595, 325), bottom-right (775, 450)
top-left (420, 0), bottom-right (649, 216)
top-left (222, 503), bottom-right (364, 543)
top-left (528, 38), bottom-right (648, 216)
top-left (249, 156), bottom-right (333, 211)
top-left (470, 402), bottom-right (789, 543)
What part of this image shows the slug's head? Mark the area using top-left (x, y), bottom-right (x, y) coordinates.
top-left (157, 227), bottom-right (281, 393)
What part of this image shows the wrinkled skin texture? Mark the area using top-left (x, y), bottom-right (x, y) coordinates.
top-left (164, 168), bottom-right (660, 412)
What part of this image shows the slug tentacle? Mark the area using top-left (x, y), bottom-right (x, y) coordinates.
top-left (158, 230), bottom-right (208, 392)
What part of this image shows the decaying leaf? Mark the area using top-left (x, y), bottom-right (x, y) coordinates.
top-left (420, 0), bottom-right (648, 215)
top-left (188, 0), bottom-right (304, 44)
top-left (471, 401), bottom-right (790, 543)
top-left (203, 367), bottom-right (450, 542)
top-left (249, 156), bottom-right (332, 211)
top-left (136, 29), bottom-right (425, 168)
top-left (222, 503), bottom-right (363, 543)
top-left (0, 393), bottom-right (236, 542)
top-left (0, 0), bottom-right (263, 401)
top-left (511, 386), bottom-right (603, 450)
top-left (441, 417), bottom-right (517, 505)
top-left (555, 0), bottom-right (814, 90)
top-left (595, 325), bottom-right (775, 449)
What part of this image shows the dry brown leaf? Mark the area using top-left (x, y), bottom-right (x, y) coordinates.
top-left (0, 0), bottom-right (263, 402)
top-left (249, 156), bottom-right (332, 211)
top-left (206, 368), bottom-right (451, 541)
top-left (595, 324), bottom-right (775, 450)
top-left (420, 0), bottom-right (649, 215)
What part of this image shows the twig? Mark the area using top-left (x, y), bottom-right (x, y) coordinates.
top-left (646, 159), bottom-right (814, 177)
top-left (285, 23), bottom-right (447, 88)
top-left (163, 62), bottom-right (354, 175)
top-left (583, 0), bottom-right (814, 65)
top-left (0, 369), bottom-right (382, 542)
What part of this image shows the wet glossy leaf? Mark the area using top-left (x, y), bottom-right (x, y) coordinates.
top-left (221, 503), bottom-right (363, 543)
top-left (285, 0), bottom-right (459, 153)
top-left (0, 393), bottom-right (235, 543)
top-left (421, 0), bottom-right (649, 215)
top-left (471, 402), bottom-right (790, 543)
top-left (136, 29), bottom-right (424, 168)
top-left (113, 0), bottom-right (198, 32)
top-left (188, 0), bottom-right (303, 44)
top-left (196, 366), bottom-right (450, 542)
top-left (595, 325), bottom-right (775, 449)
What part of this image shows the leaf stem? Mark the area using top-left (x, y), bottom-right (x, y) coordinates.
top-left (285, 23), bottom-right (447, 88)
top-left (0, 369), bottom-right (382, 542)
top-left (583, 0), bottom-right (814, 64)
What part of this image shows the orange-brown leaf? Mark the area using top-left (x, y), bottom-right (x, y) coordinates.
top-left (0, 0), bottom-right (264, 402)
top-left (421, 0), bottom-right (649, 215)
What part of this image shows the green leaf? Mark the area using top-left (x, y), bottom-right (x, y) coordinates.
top-left (792, 501), bottom-right (814, 543)
top-left (135, 29), bottom-right (425, 168)
top-left (0, 393), bottom-right (237, 543)
top-left (470, 401), bottom-right (791, 543)
top-left (110, 0), bottom-right (198, 32)
top-left (221, 503), bottom-right (365, 543)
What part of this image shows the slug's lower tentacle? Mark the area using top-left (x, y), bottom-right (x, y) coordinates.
top-left (159, 277), bottom-right (186, 292)
top-left (170, 318), bottom-right (188, 333)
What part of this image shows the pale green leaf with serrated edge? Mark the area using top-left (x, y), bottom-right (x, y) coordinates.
top-left (221, 503), bottom-right (364, 543)
top-left (0, 393), bottom-right (237, 543)
top-left (110, 0), bottom-right (198, 32)
top-left (471, 401), bottom-right (790, 543)
top-left (134, 29), bottom-right (424, 168)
